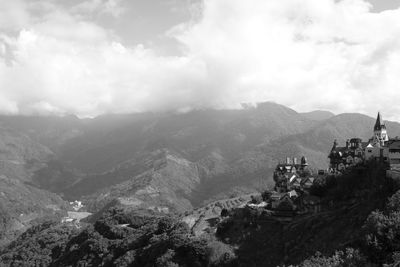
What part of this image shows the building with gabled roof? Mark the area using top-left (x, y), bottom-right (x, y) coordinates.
top-left (329, 112), bottom-right (392, 172)
top-left (273, 156), bottom-right (311, 192)
top-left (329, 138), bottom-right (366, 172)
top-left (273, 155), bottom-right (316, 194)
top-left (301, 177), bottom-right (315, 189)
top-left (289, 176), bottom-right (302, 190)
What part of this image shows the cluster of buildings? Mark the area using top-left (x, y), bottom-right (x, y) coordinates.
top-left (247, 111), bottom-right (400, 218)
top-left (265, 156), bottom-right (322, 216)
top-left (263, 111), bottom-right (400, 217)
top-left (329, 112), bottom-right (400, 172)
top-left (273, 156), bottom-right (313, 193)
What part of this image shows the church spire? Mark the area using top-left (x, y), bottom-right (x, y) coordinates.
top-left (372, 112), bottom-right (389, 144)
top-left (374, 112), bottom-right (386, 131)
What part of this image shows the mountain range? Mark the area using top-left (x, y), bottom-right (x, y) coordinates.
top-left (0, 102), bottom-right (399, 242)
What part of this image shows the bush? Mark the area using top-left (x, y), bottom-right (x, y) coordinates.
top-left (261, 191), bottom-right (272, 201)
top-left (364, 210), bottom-right (400, 264)
top-left (387, 190), bottom-right (400, 213)
top-left (207, 241), bottom-right (236, 267)
top-left (221, 208), bottom-right (229, 217)
top-left (300, 248), bottom-right (366, 267)
top-left (250, 195), bottom-right (262, 204)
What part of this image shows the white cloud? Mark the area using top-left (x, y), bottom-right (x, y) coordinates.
top-left (0, 0), bottom-right (31, 31)
top-left (72, 0), bottom-right (125, 18)
top-left (173, 0), bottom-right (400, 119)
top-left (1, 0), bottom-right (400, 119)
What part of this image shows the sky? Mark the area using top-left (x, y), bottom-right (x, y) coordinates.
top-left (1, 0), bottom-right (400, 120)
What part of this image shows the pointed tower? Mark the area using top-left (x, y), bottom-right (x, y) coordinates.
top-left (300, 156), bottom-right (308, 168)
top-left (373, 112), bottom-right (389, 144)
top-left (331, 139), bottom-right (338, 151)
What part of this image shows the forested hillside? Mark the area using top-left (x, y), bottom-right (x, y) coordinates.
top-left (3, 103), bottom-right (399, 217)
top-left (2, 161), bottom-right (400, 266)
top-left (2, 103), bottom-right (400, 260)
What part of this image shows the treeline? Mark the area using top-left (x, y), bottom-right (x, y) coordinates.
top-left (215, 161), bottom-right (400, 266)
top-left (297, 161), bottom-right (400, 266)
top-left (298, 189), bottom-right (400, 266)
top-left (0, 208), bottom-right (236, 267)
top-left (2, 161), bottom-right (400, 266)
top-left (310, 160), bottom-right (395, 201)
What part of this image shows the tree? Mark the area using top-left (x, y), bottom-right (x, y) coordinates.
top-left (364, 211), bottom-right (400, 264)
top-left (250, 195), bottom-right (262, 204)
top-left (387, 190), bottom-right (400, 213)
top-left (261, 190), bottom-right (272, 201)
top-left (300, 249), bottom-right (366, 267)
top-left (221, 208), bottom-right (229, 217)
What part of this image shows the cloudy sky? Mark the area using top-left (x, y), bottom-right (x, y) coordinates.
top-left (1, 0), bottom-right (400, 119)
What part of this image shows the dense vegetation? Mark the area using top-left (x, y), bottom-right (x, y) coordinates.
top-left (0, 176), bottom-right (67, 247)
top-left (3, 104), bottom-right (397, 219)
top-left (0, 208), bottom-right (235, 267)
top-left (0, 221), bottom-right (77, 266)
top-left (2, 161), bottom-right (400, 266)
top-left (216, 162), bottom-right (400, 266)
top-left (297, 163), bottom-right (400, 266)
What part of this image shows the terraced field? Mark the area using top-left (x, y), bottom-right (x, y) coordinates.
top-left (182, 194), bottom-right (253, 235)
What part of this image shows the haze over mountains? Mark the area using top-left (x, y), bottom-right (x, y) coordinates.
top-left (1, 102), bottom-right (400, 239)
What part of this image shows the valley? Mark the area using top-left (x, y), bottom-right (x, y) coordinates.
top-left (1, 102), bottom-right (400, 248)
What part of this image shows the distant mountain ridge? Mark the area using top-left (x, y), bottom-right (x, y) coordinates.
top-left (0, 103), bottom-right (399, 216)
top-left (300, 110), bottom-right (335, 121)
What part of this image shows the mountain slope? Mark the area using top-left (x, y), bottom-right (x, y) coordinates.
top-left (0, 175), bottom-right (67, 246)
top-left (1, 104), bottom-right (400, 215)
top-left (0, 126), bottom-right (53, 182)
top-left (300, 110), bottom-right (335, 121)
top-left (75, 149), bottom-right (202, 213)
top-left (29, 103), bottom-right (318, 207)
top-left (56, 102), bottom-right (314, 173)
top-left (0, 126), bottom-right (68, 245)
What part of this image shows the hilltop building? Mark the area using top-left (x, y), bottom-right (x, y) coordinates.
top-left (266, 111), bottom-right (397, 216)
top-left (329, 112), bottom-right (393, 173)
top-left (273, 156), bottom-right (311, 193)
top-left (365, 112), bottom-right (390, 162)
top-left (328, 138), bottom-right (366, 172)
top-left (366, 112), bottom-right (392, 162)
top-left (268, 156), bottom-right (320, 216)
top-left (373, 112), bottom-right (389, 144)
